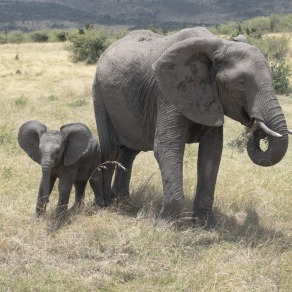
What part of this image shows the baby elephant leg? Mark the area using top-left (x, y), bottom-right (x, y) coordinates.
top-left (56, 178), bottom-right (74, 219)
top-left (35, 176), bottom-right (56, 217)
top-left (69, 181), bottom-right (87, 213)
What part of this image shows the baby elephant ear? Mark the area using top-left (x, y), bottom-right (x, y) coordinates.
top-left (60, 123), bottom-right (93, 166)
top-left (153, 37), bottom-right (224, 127)
top-left (18, 120), bottom-right (47, 164)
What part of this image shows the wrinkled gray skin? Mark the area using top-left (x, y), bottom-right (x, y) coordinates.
top-left (18, 120), bottom-right (103, 218)
top-left (93, 27), bottom-right (290, 227)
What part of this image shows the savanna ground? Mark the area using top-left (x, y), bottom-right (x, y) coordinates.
top-left (0, 36), bottom-right (291, 291)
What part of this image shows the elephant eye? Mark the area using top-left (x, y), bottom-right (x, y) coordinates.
top-left (238, 78), bottom-right (246, 86)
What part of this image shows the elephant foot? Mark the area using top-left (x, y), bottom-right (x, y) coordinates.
top-left (93, 196), bottom-right (106, 208)
top-left (111, 195), bottom-right (133, 214)
top-left (155, 198), bottom-right (185, 227)
top-left (102, 190), bottom-right (117, 207)
top-left (68, 202), bottom-right (84, 215)
top-left (55, 205), bottom-right (69, 221)
top-left (34, 211), bottom-right (43, 218)
top-left (35, 205), bottom-right (47, 217)
top-left (105, 191), bottom-right (132, 207)
top-left (116, 194), bottom-right (131, 205)
top-left (193, 208), bottom-right (217, 229)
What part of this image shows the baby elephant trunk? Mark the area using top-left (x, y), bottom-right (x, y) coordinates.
top-left (36, 158), bottom-right (53, 216)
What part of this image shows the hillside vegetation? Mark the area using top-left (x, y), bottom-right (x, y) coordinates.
top-left (0, 0), bottom-right (292, 30)
top-left (2, 14), bottom-right (291, 95)
top-left (0, 30), bottom-right (291, 290)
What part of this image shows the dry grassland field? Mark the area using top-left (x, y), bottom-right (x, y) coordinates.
top-left (0, 36), bottom-right (291, 291)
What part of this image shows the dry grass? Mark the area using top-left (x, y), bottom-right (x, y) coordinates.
top-left (0, 41), bottom-right (291, 292)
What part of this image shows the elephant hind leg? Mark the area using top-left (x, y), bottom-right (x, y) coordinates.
top-left (100, 148), bottom-right (119, 206)
top-left (89, 172), bottom-right (105, 207)
top-left (68, 180), bottom-right (87, 213)
top-left (93, 81), bottom-right (120, 205)
top-left (112, 146), bottom-right (140, 201)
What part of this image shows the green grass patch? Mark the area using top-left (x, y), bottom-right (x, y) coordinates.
top-left (14, 96), bottom-right (28, 108)
top-left (68, 97), bottom-right (88, 107)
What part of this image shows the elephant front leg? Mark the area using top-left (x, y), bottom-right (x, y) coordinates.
top-left (194, 126), bottom-right (223, 228)
top-left (35, 176), bottom-right (56, 217)
top-left (154, 104), bottom-right (188, 226)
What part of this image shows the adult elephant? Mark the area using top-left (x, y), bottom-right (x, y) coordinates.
top-left (92, 27), bottom-right (290, 226)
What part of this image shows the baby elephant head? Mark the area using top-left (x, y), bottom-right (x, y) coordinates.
top-left (18, 120), bottom-right (93, 172)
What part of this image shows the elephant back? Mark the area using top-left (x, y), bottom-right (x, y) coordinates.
top-left (98, 27), bottom-right (217, 84)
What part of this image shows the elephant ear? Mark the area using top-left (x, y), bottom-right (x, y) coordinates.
top-left (60, 123), bottom-right (93, 166)
top-left (18, 120), bottom-right (47, 164)
top-left (153, 37), bottom-right (224, 127)
top-left (232, 34), bottom-right (248, 43)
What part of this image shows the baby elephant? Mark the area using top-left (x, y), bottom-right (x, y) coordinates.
top-left (18, 120), bottom-right (104, 218)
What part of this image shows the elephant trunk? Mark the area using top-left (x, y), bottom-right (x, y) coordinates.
top-left (37, 156), bottom-right (54, 214)
top-left (247, 93), bottom-right (289, 167)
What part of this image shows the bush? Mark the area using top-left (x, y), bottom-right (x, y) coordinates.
top-left (0, 33), bottom-right (8, 44)
top-left (55, 31), bottom-right (68, 42)
top-left (66, 32), bottom-right (106, 64)
top-left (249, 35), bottom-right (292, 95)
top-left (30, 31), bottom-right (49, 42)
top-left (215, 14), bottom-right (292, 37)
top-left (217, 21), bottom-right (239, 36)
top-left (65, 27), bottom-right (126, 64)
top-left (244, 16), bottom-right (271, 35)
top-left (9, 32), bottom-right (25, 44)
top-left (271, 60), bottom-right (292, 95)
top-left (268, 14), bottom-right (292, 33)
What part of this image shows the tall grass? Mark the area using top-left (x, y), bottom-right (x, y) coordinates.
top-left (0, 40), bottom-right (291, 291)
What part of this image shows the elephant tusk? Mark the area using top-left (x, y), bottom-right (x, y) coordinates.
top-left (288, 129), bottom-right (292, 135)
top-left (257, 121), bottom-right (282, 138)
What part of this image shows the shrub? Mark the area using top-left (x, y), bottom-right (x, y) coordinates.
top-left (66, 26), bottom-right (129, 64)
top-left (66, 33), bottom-right (106, 64)
top-left (268, 14), bottom-right (292, 33)
top-left (244, 16), bottom-right (271, 35)
top-left (9, 32), bottom-right (25, 44)
top-left (30, 31), bottom-right (49, 42)
top-left (217, 21), bottom-right (240, 36)
top-left (215, 14), bottom-right (292, 37)
top-left (55, 31), bottom-right (68, 42)
top-left (0, 33), bottom-right (8, 44)
top-left (270, 61), bottom-right (292, 95)
top-left (249, 35), bottom-right (292, 95)
top-left (66, 28), bottom-right (116, 64)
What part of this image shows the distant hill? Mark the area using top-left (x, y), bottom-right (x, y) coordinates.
top-left (1, 0), bottom-right (292, 31)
